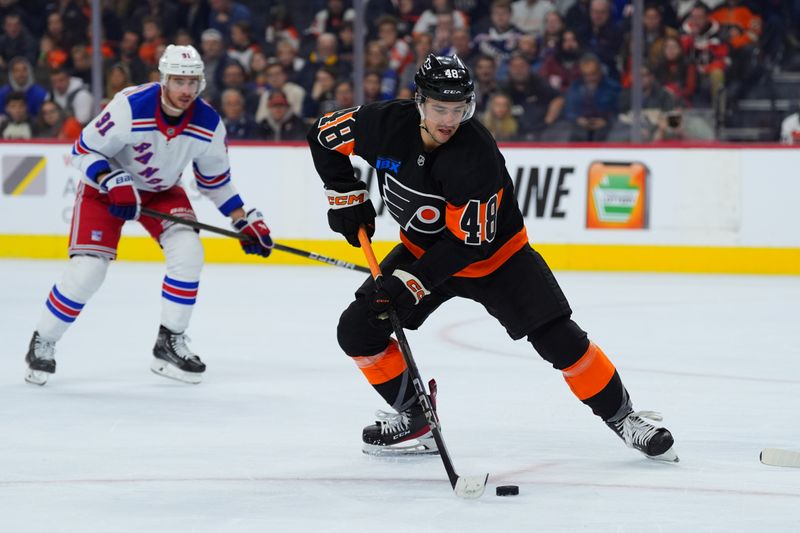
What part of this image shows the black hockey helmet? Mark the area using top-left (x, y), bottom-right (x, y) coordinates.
top-left (414, 54), bottom-right (475, 121)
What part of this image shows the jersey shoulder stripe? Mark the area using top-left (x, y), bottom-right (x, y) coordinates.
top-left (189, 98), bottom-right (221, 134)
top-left (124, 83), bottom-right (160, 120)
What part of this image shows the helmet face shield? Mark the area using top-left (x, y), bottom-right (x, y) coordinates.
top-left (415, 93), bottom-right (476, 123)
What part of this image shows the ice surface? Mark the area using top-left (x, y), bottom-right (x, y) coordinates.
top-left (1, 260), bottom-right (798, 532)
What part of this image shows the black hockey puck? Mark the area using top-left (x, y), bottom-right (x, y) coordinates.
top-left (496, 485), bottom-right (519, 496)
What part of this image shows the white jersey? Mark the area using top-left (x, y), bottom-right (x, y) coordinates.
top-left (71, 83), bottom-right (243, 215)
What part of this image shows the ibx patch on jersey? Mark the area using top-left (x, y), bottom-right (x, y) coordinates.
top-left (381, 173), bottom-right (446, 234)
top-left (375, 156), bottom-right (401, 173)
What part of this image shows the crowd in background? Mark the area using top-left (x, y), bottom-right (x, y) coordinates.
top-left (0, 0), bottom-right (798, 143)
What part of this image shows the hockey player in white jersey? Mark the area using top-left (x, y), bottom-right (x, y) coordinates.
top-left (24, 44), bottom-right (274, 385)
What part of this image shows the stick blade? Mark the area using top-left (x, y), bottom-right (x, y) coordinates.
top-left (760, 448), bottom-right (800, 467)
top-left (454, 473), bottom-right (489, 499)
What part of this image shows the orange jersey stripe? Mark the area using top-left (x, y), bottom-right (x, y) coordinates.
top-left (352, 339), bottom-right (407, 385)
top-left (400, 226), bottom-right (529, 278)
top-left (561, 343), bottom-right (616, 400)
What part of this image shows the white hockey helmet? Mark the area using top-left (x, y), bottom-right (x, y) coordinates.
top-left (158, 44), bottom-right (206, 95)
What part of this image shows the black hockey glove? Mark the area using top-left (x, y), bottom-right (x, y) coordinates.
top-left (368, 268), bottom-right (431, 323)
top-left (326, 185), bottom-right (375, 247)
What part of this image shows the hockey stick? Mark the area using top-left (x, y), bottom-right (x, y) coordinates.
top-left (140, 207), bottom-right (370, 274)
top-left (357, 226), bottom-right (488, 500)
top-left (760, 448), bottom-right (800, 467)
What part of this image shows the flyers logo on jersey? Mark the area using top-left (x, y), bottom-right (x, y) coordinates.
top-left (381, 174), bottom-right (445, 234)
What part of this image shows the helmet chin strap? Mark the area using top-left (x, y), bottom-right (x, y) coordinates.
top-left (420, 121), bottom-right (445, 145)
top-left (160, 89), bottom-right (185, 116)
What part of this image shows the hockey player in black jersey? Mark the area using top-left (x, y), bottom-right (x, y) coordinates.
top-left (307, 54), bottom-right (678, 462)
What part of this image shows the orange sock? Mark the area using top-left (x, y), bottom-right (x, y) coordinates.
top-left (352, 339), bottom-right (407, 385)
top-left (561, 342), bottom-right (616, 400)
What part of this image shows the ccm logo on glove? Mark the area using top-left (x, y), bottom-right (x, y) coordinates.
top-left (327, 189), bottom-right (368, 208)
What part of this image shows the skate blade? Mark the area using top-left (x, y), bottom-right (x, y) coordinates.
top-left (150, 358), bottom-right (203, 384)
top-left (646, 446), bottom-right (679, 463)
top-left (362, 437), bottom-right (439, 457)
top-left (25, 368), bottom-right (50, 386)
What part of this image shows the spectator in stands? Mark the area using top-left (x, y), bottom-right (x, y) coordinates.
top-left (34, 99), bottom-right (80, 140)
top-left (103, 63), bottom-right (131, 105)
top-left (480, 92), bottom-right (521, 141)
top-left (48, 66), bottom-right (92, 125)
top-left (376, 16), bottom-right (414, 74)
top-left (680, 2), bottom-right (728, 107)
top-left (431, 11), bottom-right (456, 55)
top-left (255, 61), bottom-right (307, 124)
top-left (652, 107), bottom-right (715, 141)
top-left (621, 4), bottom-right (679, 87)
top-left (219, 60), bottom-right (256, 111)
top-left (400, 32), bottom-right (433, 92)
top-left (305, 65), bottom-right (338, 117)
top-left (517, 34), bottom-right (541, 70)
top-left (50, 0), bottom-right (89, 53)
top-left (303, 32), bottom-right (350, 91)
top-left (473, 54), bottom-right (500, 113)
top-left (396, 0), bottom-right (424, 37)
top-left (259, 89), bottom-right (308, 141)
top-left (565, 0), bottom-right (591, 39)
top-left (362, 70), bottom-right (385, 104)
top-left (131, 0), bottom-right (179, 40)
top-left (474, 0), bottom-right (524, 74)
top-left (221, 88), bottom-right (259, 140)
top-left (117, 30), bottom-right (148, 86)
top-left (275, 39), bottom-right (308, 88)
top-left (0, 13), bottom-right (37, 71)
top-left (502, 52), bottom-right (565, 139)
top-left (176, 0), bottom-right (211, 45)
top-left (413, 0), bottom-right (469, 37)
top-left (338, 21), bottom-right (355, 68)
top-left (0, 57), bottom-right (46, 118)
top-left (333, 79), bottom-right (355, 110)
top-left (38, 12), bottom-right (70, 71)
top-left (577, 0), bottom-right (622, 80)
top-left (511, 0), bottom-right (556, 38)
top-left (440, 28), bottom-right (476, 68)
top-left (208, 0), bottom-right (252, 43)
top-left (263, 4), bottom-right (301, 55)
top-left (308, 0), bottom-right (355, 40)
top-left (228, 21), bottom-right (260, 75)
top-left (780, 105), bottom-right (800, 145)
top-left (564, 53), bottom-right (620, 141)
top-left (539, 28), bottom-right (583, 92)
top-left (652, 36), bottom-right (697, 107)
top-left (537, 9), bottom-right (565, 62)
top-left (69, 45), bottom-right (93, 85)
top-left (200, 28), bottom-right (232, 105)
top-left (0, 90), bottom-right (33, 139)
top-left (610, 64), bottom-right (676, 141)
top-left (709, 0), bottom-right (762, 99)
top-left (139, 17), bottom-right (167, 68)
top-left (365, 40), bottom-right (399, 100)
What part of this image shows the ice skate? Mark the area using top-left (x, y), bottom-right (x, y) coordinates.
top-left (151, 325), bottom-right (205, 384)
top-left (362, 406), bottom-right (438, 456)
top-left (25, 331), bottom-right (56, 386)
top-left (607, 410), bottom-right (679, 462)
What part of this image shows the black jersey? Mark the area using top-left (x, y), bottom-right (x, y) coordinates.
top-left (308, 99), bottom-right (527, 287)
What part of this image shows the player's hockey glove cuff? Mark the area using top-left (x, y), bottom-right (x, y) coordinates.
top-left (232, 208), bottom-right (273, 257)
top-left (100, 169), bottom-right (141, 220)
top-left (368, 268), bottom-right (431, 323)
top-left (326, 184), bottom-right (376, 247)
